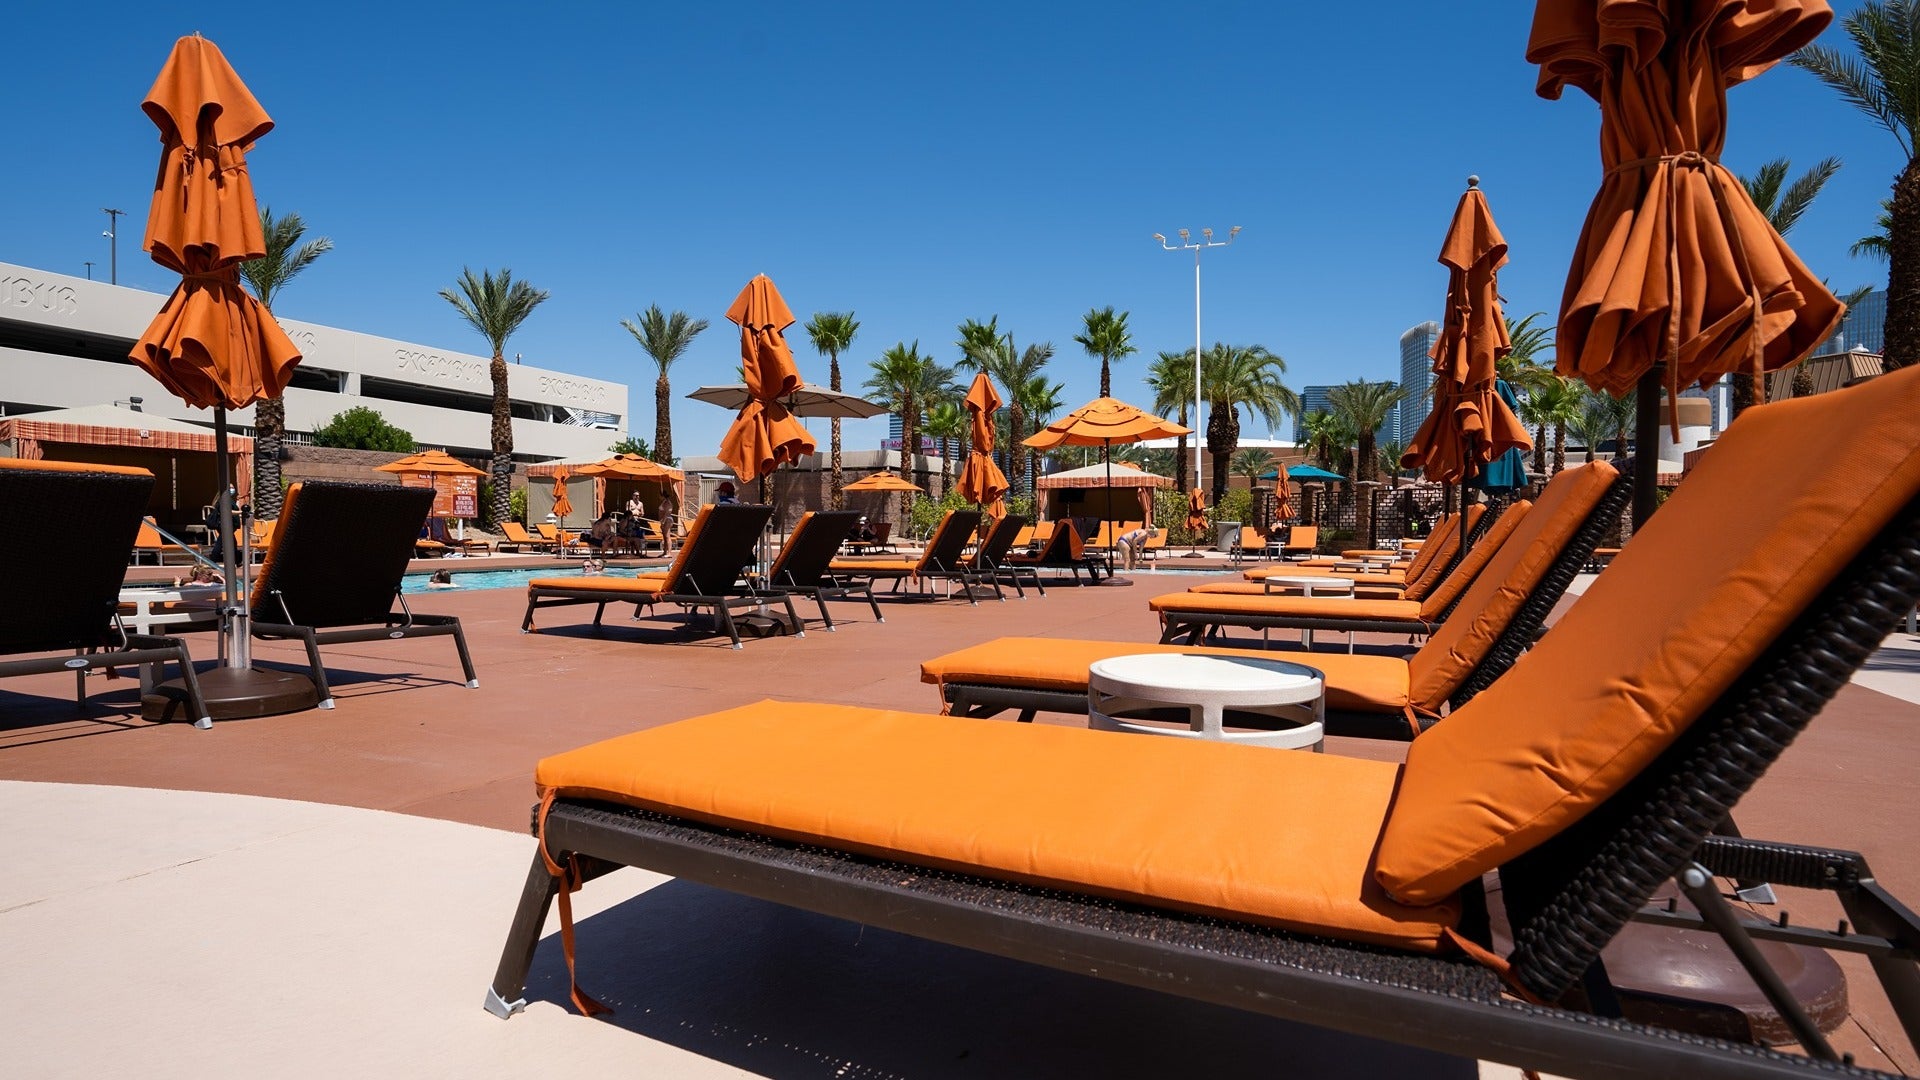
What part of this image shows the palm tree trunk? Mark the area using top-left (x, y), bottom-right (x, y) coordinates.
top-left (1730, 372), bottom-right (1755, 421)
top-left (1008, 407), bottom-right (1025, 493)
top-left (829, 351), bottom-right (844, 509)
top-left (1207, 407), bottom-right (1233, 503)
top-left (489, 353), bottom-right (514, 525)
top-left (1791, 362), bottom-right (1815, 397)
top-left (1884, 158), bottom-right (1920, 372)
top-left (1553, 422), bottom-right (1567, 475)
top-left (1356, 434), bottom-right (1376, 543)
top-left (899, 405), bottom-right (916, 526)
top-left (654, 374), bottom-right (672, 462)
top-left (1532, 423), bottom-right (1548, 475)
top-left (254, 395), bottom-right (286, 518)
top-left (1174, 405), bottom-right (1190, 493)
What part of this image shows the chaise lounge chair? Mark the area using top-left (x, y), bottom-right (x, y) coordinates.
top-left (743, 510), bottom-right (881, 631)
top-left (1002, 520), bottom-right (1107, 584)
top-left (1151, 462), bottom-right (1625, 648)
top-left (426, 515), bottom-right (491, 557)
top-left (485, 367), bottom-right (1920, 1077)
top-left (249, 481), bottom-right (479, 709)
top-left (956, 514), bottom-right (1039, 598)
top-left (496, 521), bottom-right (554, 554)
top-left (1194, 503), bottom-right (1503, 602)
top-left (0, 460), bottom-right (213, 729)
top-left (522, 503), bottom-right (791, 649)
top-left (825, 510), bottom-right (990, 603)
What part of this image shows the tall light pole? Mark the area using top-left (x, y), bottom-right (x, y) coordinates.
top-left (1155, 225), bottom-right (1240, 494)
top-left (102, 208), bottom-right (126, 285)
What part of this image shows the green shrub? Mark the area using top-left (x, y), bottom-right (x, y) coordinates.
top-left (311, 406), bottom-right (414, 452)
top-left (509, 487), bottom-right (528, 524)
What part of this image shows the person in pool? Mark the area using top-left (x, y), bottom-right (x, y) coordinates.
top-left (425, 569), bottom-right (458, 589)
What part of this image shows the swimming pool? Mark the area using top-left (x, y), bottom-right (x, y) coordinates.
top-left (399, 566), bottom-right (644, 594)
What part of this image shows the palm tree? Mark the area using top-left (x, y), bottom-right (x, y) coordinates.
top-left (1793, 3), bottom-right (1919, 369)
top-left (1300, 411), bottom-right (1349, 471)
top-left (863, 342), bottom-right (958, 523)
top-left (1233, 448), bottom-right (1274, 489)
top-left (1378, 439), bottom-right (1408, 488)
top-left (1074, 306), bottom-right (1137, 400)
top-left (1527, 377), bottom-right (1588, 476)
top-left (1327, 380), bottom-right (1410, 542)
top-left (1581, 387), bottom-right (1637, 464)
top-left (964, 332), bottom-right (1052, 494)
top-left (1200, 344), bottom-right (1297, 502)
top-left (1145, 350), bottom-right (1197, 492)
top-left (1855, 199), bottom-right (1894, 259)
top-left (803, 311), bottom-right (860, 508)
top-left (619, 306), bottom-right (708, 467)
top-left (1018, 375), bottom-right (1066, 489)
top-left (239, 208), bottom-right (332, 519)
top-left (1499, 312), bottom-right (1558, 470)
top-left (922, 400), bottom-right (966, 494)
top-left (441, 267), bottom-right (548, 524)
top-left (1725, 157), bottom-right (1846, 414)
top-left (1568, 395), bottom-right (1614, 464)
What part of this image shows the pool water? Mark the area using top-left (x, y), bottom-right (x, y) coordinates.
top-left (399, 566), bottom-right (644, 594)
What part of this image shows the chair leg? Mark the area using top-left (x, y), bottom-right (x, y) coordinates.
top-left (520, 597), bottom-right (539, 633)
top-left (485, 850), bottom-right (561, 1020)
top-left (714, 602), bottom-right (743, 649)
top-left (449, 619), bottom-right (480, 689)
top-left (813, 592), bottom-right (834, 631)
top-left (781, 594), bottom-right (805, 638)
top-left (864, 584), bottom-right (884, 623)
top-left (293, 627), bottom-right (335, 709)
top-left (165, 638), bottom-right (214, 729)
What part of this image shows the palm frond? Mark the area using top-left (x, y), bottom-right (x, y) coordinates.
top-left (1776, 157), bottom-right (1843, 236)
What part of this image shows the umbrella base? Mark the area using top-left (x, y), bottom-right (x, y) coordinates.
top-left (735, 612), bottom-right (801, 638)
top-left (1094, 576), bottom-right (1137, 587)
top-left (142, 665), bottom-right (320, 723)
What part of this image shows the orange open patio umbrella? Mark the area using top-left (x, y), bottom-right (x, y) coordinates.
top-left (130, 35), bottom-right (313, 721)
top-left (374, 449), bottom-right (486, 477)
top-left (1025, 397), bottom-right (1189, 585)
top-left (1401, 179), bottom-right (1532, 492)
top-left (1527, 0), bottom-right (1842, 524)
top-left (717, 274), bottom-right (815, 496)
top-left (843, 470), bottom-right (924, 493)
top-left (955, 372), bottom-right (1010, 520)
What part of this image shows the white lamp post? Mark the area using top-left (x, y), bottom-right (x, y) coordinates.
top-left (1155, 226), bottom-right (1240, 492)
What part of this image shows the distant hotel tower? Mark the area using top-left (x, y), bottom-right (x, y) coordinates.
top-left (1398, 321), bottom-right (1440, 441)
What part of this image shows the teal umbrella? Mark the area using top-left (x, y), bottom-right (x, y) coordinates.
top-left (1467, 380), bottom-right (1530, 494)
top-left (1283, 464), bottom-right (1347, 482)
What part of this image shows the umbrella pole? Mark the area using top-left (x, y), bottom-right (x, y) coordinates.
top-left (214, 406), bottom-right (249, 670)
top-left (1632, 366), bottom-right (1662, 533)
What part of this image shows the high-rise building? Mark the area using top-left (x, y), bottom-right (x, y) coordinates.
top-left (1294, 383), bottom-right (1397, 448)
top-left (1819, 289), bottom-right (1886, 355)
top-left (1398, 321), bottom-right (1440, 441)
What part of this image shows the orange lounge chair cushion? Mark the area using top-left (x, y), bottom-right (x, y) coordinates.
top-left (1409, 500), bottom-right (1534, 619)
top-left (1376, 371), bottom-right (1920, 905)
top-left (1191, 577), bottom-right (1406, 597)
top-left (919, 636), bottom-right (1413, 715)
top-left (828, 559), bottom-right (922, 574)
top-left (527, 573), bottom-right (671, 593)
top-left (537, 700), bottom-right (1458, 950)
top-left (1406, 465), bottom-right (1615, 708)
top-left (0, 457), bottom-right (153, 477)
top-left (1150, 592), bottom-right (1423, 622)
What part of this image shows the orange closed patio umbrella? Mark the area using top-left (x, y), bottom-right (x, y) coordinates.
top-left (1527, 0), bottom-right (1842, 524)
top-left (1184, 488), bottom-right (1207, 533)
top-left (550, 466), bottom-right (573, 525)
top-left (1401, 180), bottom-right (1532, 488)
top-left (717, 275), bottom-right (816, 492)
top-left (1274, 467), bottom-right (1293, 523)
top-left (130, 35), bottom-right (313, 721)
top-left (955, 372), bottom-right (1010, 520)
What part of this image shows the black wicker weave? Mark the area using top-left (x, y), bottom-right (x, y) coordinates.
top-left (0, 464), bottom-right (212, 727)
top-left (1499, 491), bottom-right (1920, 1002)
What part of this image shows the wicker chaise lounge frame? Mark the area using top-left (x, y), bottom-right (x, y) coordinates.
top-left (249, 482), bottom-right (479, 709)
top-left (833, 510), bottom-right (991, 603)
top-left (523, 503), bottom-right (794, 650)
top-left (1004, 521), bottom-right (1108, 584)
top-left (942, 479), bottom-right (1623, 736)
top-left (959, 513), bottom-right (1038, 598)
top-left (1157, 470), bottom-right (1628, 647)
top-left (742, 510), bottom-right (881, 631)
top-left (484, 496), bottom-right (1920, 1078)
top-left (0, 463), bottom-right (213, 729)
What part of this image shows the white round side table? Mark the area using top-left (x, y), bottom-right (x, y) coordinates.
top-left (1087, 653), bottom-right (1324, 750)
top-left (1257, 575), bottom-right (1356, 649)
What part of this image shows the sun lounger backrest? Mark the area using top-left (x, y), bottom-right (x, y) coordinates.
top-left (1395, 516), bottom-right (1452, 581)
top-left (1410, 500), bottom-right (1530, 620)
top-left (917, 510), bottom-right (984, 572)
top-left (502, 522), bottom-right (537, 545)
top-left (768, 510), bottom-right (860, 585)
top-left (1375, 370), bottom-right (1920, 988)
top-left (1401, 504), bottom-right (1483, 602)
top-left (0, 459), bottom-right (153, 655)
top-left (249, 482), bottom-right (433, 628)
top-left (967, 514), bottom-right (1028, 568)
top-left (1287, 525), bottom-right (1317, 550)
top-left (667, 503), bottom-right (775, 596)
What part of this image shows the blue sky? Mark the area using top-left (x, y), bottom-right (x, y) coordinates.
top-left (6, 1), bottom-right (1900, 458)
